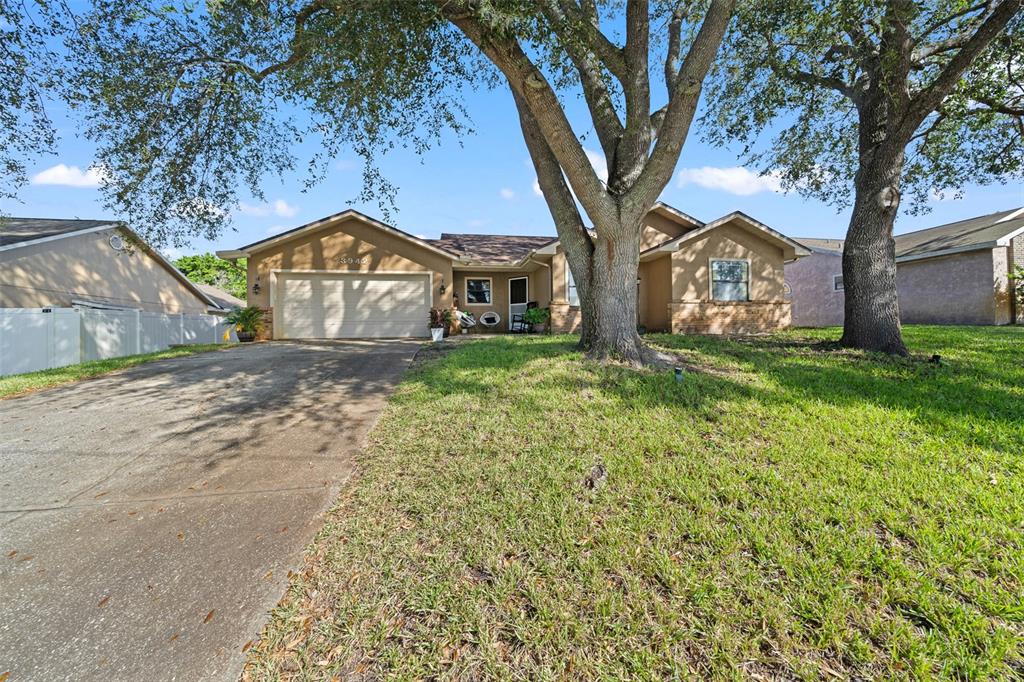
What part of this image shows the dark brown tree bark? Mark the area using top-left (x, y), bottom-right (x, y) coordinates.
top-left (443, 0), bottom-right (737, 365)
top-left (840, 158), bottom-right (908, 355)
top-left (587, 219), bottom-right (646, 362)
top-left (836, 0), bottom-right (1021, 355)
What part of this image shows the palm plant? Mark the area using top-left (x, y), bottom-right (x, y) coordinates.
top-left (224, 306), bottom-right (265, 341)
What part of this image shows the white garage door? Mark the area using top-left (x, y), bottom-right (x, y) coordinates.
top-left (278, 272), bottom-right (430, 339)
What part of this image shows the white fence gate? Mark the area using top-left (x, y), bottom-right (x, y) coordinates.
top-left (0, 308), bottom-right (237, 377)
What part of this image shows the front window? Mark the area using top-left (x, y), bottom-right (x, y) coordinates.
top-left (833, 275), bottom-right (844, 291)
top-left (710, 260), bottom-right (749, 301)
top-left (465, 278), bottom-right (492, 304)
top-left (566, 269), bottom-right (579, 306)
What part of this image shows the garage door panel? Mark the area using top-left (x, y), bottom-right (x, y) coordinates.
top-left (279, 273), bottom-right (430, 339)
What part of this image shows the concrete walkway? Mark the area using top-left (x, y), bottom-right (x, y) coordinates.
top-left (0, 340), bottom-right (420, 681)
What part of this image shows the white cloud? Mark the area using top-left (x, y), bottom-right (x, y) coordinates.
top-left (585, 148), bottom-right (609, 183)
top-left (31, 164), bottom-right (107, 188)
top-left (676, 166), bottom-right (783, 196)
top-left (466, 218), bottom-right (488, 229)
top-left (499, 188), bottom-right (516, 200)
top-left (272, 199), bottom-right (298, 217)
top-left (265, 224), bottom-right (287, 236)
top-left (239, 199), bottom-right (299, 217)
top-left (531, 147), bottom-right (607, 200)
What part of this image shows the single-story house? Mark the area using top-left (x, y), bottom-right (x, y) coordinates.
top-left (216, 203), bottom-right (810, 339)
top-left (0, 218), bottom-right (227, 314)
top-left (786, 207), bottom-right (1024, 327)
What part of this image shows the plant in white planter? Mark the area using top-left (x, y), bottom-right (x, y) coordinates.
top-left (429, 307), bottom-right (451, 342)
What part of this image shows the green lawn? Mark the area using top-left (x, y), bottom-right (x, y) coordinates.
top-left (0, 344), bottom-right (227, 399)
top-left (243, 326), bottom-right (1023, 680)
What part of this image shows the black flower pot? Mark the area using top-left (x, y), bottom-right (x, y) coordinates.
top-left (237, 331), bottom-right (257, 343)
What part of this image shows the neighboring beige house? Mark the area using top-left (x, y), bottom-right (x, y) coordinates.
top-left (0, 218), bottom-right (225, 314)
top-left (216, 203), bottom-right (810, 339)
top-left (786, 208), bottom-right (1024, 327)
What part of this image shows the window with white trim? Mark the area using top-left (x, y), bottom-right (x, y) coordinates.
top-left (710, 260), bottom-right (749, 301)
top-left (566, 268), bottom-right (579, 306)
top-left (833, 275), bottom-right (844, 291)
top-left (465, 278), bottom-right (492, 304)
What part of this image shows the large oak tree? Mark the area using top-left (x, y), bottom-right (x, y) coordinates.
top-left (706, 0), bottom-right (1023, 354)
top-left (1, 0), bottom-right (58, 201)
top-left (64, 0), bottom-right (737, 364)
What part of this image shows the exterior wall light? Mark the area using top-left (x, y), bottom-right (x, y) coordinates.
top-left (253, 280), bottom-right (261, 295)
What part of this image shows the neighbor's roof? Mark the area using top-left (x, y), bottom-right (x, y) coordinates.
top-left (894, 207), bottom-right (1024, 261)
top-left (195, 283), bottom-right (245, 310)
top-left (794, 208), bottom-right (1024, 262)
top-left (0, 217), bottom-right (115, 248)
top-left (0, 216), bottom-right (223, 310)
top-left (430, 233), bottom-right (556, 264)
top-left (796, 238), bottom-right (845, 255)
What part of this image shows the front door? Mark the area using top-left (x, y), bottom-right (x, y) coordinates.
top-left (509, 276), bottom-right (529, 324)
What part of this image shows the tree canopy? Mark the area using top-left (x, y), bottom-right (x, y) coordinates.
top-left (704, 0), bottom-right (1023, 213)
top-left (174, 253), bottom-right (247, 299)
top-left (63, 1), bottom-right (481, 246)
top-left (1, 0), bottom-right (58, 201)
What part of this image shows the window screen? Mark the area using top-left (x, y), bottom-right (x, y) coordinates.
top-left (711, 260), bottom-right (749, 301)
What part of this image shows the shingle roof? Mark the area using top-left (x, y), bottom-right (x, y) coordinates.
top-left (796, 238), bottom-right (845, 255)
top-left (795, 208), bottom-right (1024, 261)
top-left (894, 207), bottom-right (1024, 259)
top-left (0, 217), bottom-right (114, 247)
top-left (430, 233), bottom-right (556, 264)
top-left (195, 283), bottom-right (245, 310)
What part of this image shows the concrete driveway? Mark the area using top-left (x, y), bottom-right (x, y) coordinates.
top-left (0, 340), bottom-right (420, 681)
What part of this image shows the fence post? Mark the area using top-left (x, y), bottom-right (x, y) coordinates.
top-left (47, 307), bottom-right (56, 370)
top-left (179, 313), bottom-right (184, 345)
top-left (134, 309), bottom-right (142, 354)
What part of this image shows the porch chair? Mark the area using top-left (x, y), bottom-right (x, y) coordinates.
top-left (509, 301), bottom-right (538, 334)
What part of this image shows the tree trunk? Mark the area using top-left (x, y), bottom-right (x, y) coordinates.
top-left (582, 217), bottom-right (647, 364)
top-left (839, 151), bottom-right (909, 356)
top-left (575, 265), bottom-right (599, 351)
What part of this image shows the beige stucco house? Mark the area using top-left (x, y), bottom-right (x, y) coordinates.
top-left (216, 203), bottom-right (809, 339)
top-left (0, 218), bottom-right (224, 314)
top-left (786, 208), bottom-right (1024, 327)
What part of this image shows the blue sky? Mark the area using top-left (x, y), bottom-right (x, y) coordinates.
top-left (4, 79), bottom-right (1022, 260)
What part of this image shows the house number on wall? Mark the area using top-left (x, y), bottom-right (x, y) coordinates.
top-left (337, 256), bottom-right (369, 265)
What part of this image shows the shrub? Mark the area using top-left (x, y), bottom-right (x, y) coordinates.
top-left (224, 306), bottom-right (266, 333)
top-left (429, 307), bottom-right (453, 328)
top-left (523, 307), bottom-right (550, 325)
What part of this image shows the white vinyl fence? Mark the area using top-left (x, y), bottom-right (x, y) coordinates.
top-left (0, 307), bottom-right (237, 377)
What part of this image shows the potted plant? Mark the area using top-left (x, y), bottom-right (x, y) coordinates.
top-left (429, 307), bottom-right (451, 342)
top-left (524, 306), bottom-right (550, 333)
top-left (224, 305), bottom-right (265, 342)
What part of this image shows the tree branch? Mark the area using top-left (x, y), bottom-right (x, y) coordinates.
top-left (664, 2), bottom-right (687, 99)
top-left (440, 1), bottom-right (616, 221)
top-left (556, 0), bottom-right (626, 77)
top-left (901, 0), bottom-right (1022, 138)
top-left (538, 0), bottom-right (623, 163)
top-left (613, 0), bottom-right (653, 193)
top-left (512, 87), bottom-right (593, 284)
top-left (915, 1), bottom-right (989, 44)
top-left (628, 0), bottom-right (736, 219)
